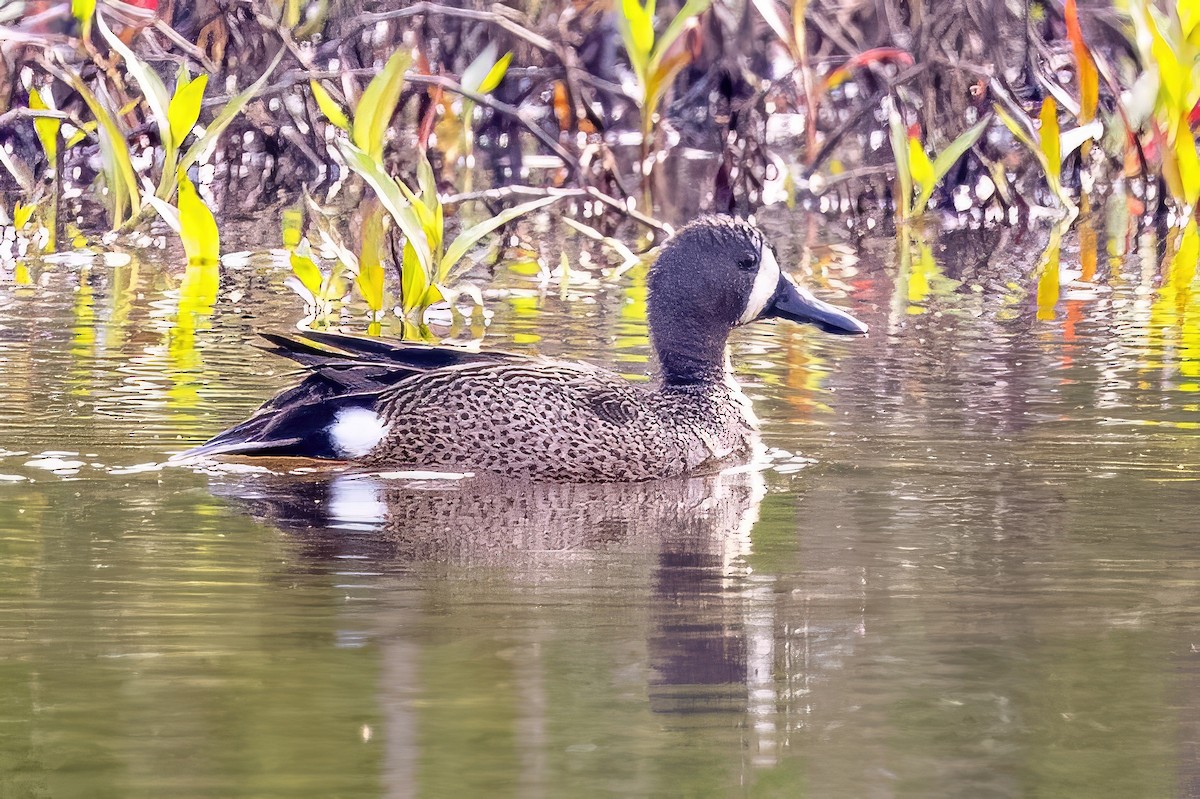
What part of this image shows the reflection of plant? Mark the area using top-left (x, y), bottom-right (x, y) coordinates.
top-left (615, 0), bottom-right (712, 167)
top-left (887, 108), bottom-right (989, 220)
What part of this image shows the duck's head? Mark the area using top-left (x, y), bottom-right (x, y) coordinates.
top-left (647, 216), bottom-right (867, 383)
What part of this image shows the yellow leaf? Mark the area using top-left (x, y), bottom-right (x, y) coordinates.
top-left (71, 0), bottom-right (95, 37)
top-left (352, 49), bottom-right (411, 162)
top-left (65, 121), bottom-right (95, 148)
top-left (310, 80), bottom-right (350, 130)
top-left (13, 201), bottom-right (37, 230)
top-left (399, 239), bottom-right (428, 315)
top-left (1038, 97), bottom-right (1061, 167)
top-left (907, 134), bottom-right (934, 192)
top-left (282, 206), bottom-right (303, 249)
top-left (477, 52), bottom-right (512, 95)
top-left (1036, 222), bottom-right (1066, 321)
top-left (356, 203), bottom-right (386, 312)
top-left (289, 247), bottom-right (325, 296)
top-left (1175, 118), bottom-right (1200, 207)
top-left (168, 74), bottom-right (208, 150)
top-left (623, 0), bottom-right (655, 58)
top-left (27, 88), bottom-right (60, 164)
top-left (177, 172), bottom-right (220, 266)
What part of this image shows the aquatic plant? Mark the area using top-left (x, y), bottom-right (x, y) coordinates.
top-left (887, 108), bottom-right (989, 221)
top-left (338, 142), bottom-right (561, 319)
top-left (615, 0), bottom-right (713, 171)
top-left (1125, 0), bottom-right (1200, 213)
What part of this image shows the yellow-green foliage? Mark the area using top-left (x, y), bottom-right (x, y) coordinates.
top-left (1127, 0), bottom-right (1200, 209)
top-left (339, 141), bottom-right (561, 317)
top-left (177, 172), bottom-right (220, 266)
top-left (888, 107), bottom-right (989, 220)
top-left (616, 0), bottom-right (713, 158)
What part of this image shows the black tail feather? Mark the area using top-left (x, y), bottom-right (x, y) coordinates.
top-left (177, 391), bottom-right (379, 460)
top-left (179, 329), bottom-right (522, 462)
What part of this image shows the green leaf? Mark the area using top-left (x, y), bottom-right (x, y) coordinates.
top-left (337, 139), bottom-right (432, 278)
top-left (177, 49), bottom-right (285, 178)
top-left (95, 10), bottom-right (173, 152)
top-left (310, 80), bottom-right (350, 130)
top-left (994, 104), bottom-right (1040, 154)
top-left (352, 49), bottom-right (411, 161)
top-left (461, 43), bottom-right (500, 94)
top-left (649, 0), bottom-right (711, 74)
top-left (168, 71), bottom-right (208, 150)
top-left (995, 103), bottom-right (1075, 215)
top-left (177, 171), bottom-right (220, 266)
top-left (887, 105), bottom-right (913, 219)
top-left (27, 88), bottom-right (60, 164)
top-left (914, 115), bottom-right (991, 214)
top-left (400, 240), bottom-right (429, 314)
top-left (930, 115), bottom-right (991, 179)
top-left (439, 195), bottom-right (562, 283)
top-left (144, 194), bottom-right (181, 233)
top-left (65, 73), bottom-right (141, 226)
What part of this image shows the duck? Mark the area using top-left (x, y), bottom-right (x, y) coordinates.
top-left (180, 215), bottom-right (867, 481)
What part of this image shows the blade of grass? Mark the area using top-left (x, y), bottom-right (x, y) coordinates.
top-left (439, 195), bottom-right (562, 283)
top-left (65, 73), bottom-right (141, 225)
top-left (177, 171), bottom-right (220, 265)
top-left (352, 49), bottom-right (411, 161)
top-left (337, 139), bottom-right (431, 277)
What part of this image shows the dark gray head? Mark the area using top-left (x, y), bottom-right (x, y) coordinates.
top-left (646, 216), bottom-right (867, 384)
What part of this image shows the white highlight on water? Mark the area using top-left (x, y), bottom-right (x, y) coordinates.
top-left (327, 407), bottom-right (390, 458)
top-left (739, 246), bottom-right (781, 324)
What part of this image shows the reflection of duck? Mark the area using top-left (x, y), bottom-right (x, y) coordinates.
top-left (212, 465), bottom-right (780, 770)
top-left (182, 217), bottom-right (866, 481)
top-left (207, 467), bottom-right (765, 566)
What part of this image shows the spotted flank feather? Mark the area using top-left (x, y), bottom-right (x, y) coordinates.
top-left (181, 216), bottom-right (867, 480)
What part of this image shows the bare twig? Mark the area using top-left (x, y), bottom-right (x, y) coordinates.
top-left (404, 73), bottom-right (580, 176)
top-left (357, 2), bottom-right (557, 53)
top-left (441, 184), bottom-right (671, 235)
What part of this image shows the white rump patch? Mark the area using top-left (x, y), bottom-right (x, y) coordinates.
top-left (739, 246), bottom-right (781, 324)
top-left (327, 407), bottom-right (390, 458)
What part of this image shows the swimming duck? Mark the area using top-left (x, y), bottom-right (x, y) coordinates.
top-left (182, 216), bottom-right (867, 481)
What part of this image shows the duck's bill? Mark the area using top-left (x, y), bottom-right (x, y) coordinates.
top-left (765, 274), bottom-right (868, 335)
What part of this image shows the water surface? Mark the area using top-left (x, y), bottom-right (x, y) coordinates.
top-left (2, 211), bottom-right (1199, 798)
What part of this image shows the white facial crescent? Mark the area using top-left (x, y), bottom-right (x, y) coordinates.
top-left (738, 246), bottom-right (780, 325)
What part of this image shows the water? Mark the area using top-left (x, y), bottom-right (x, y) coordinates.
top-left (2, 210), bottom-right (1200, 798)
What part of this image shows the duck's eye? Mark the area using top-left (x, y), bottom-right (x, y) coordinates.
top-left (737, 255), bottom-right (759, 272)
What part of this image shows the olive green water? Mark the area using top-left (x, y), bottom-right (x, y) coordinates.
top-left (2, 212), bottom-right (1200, 798)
